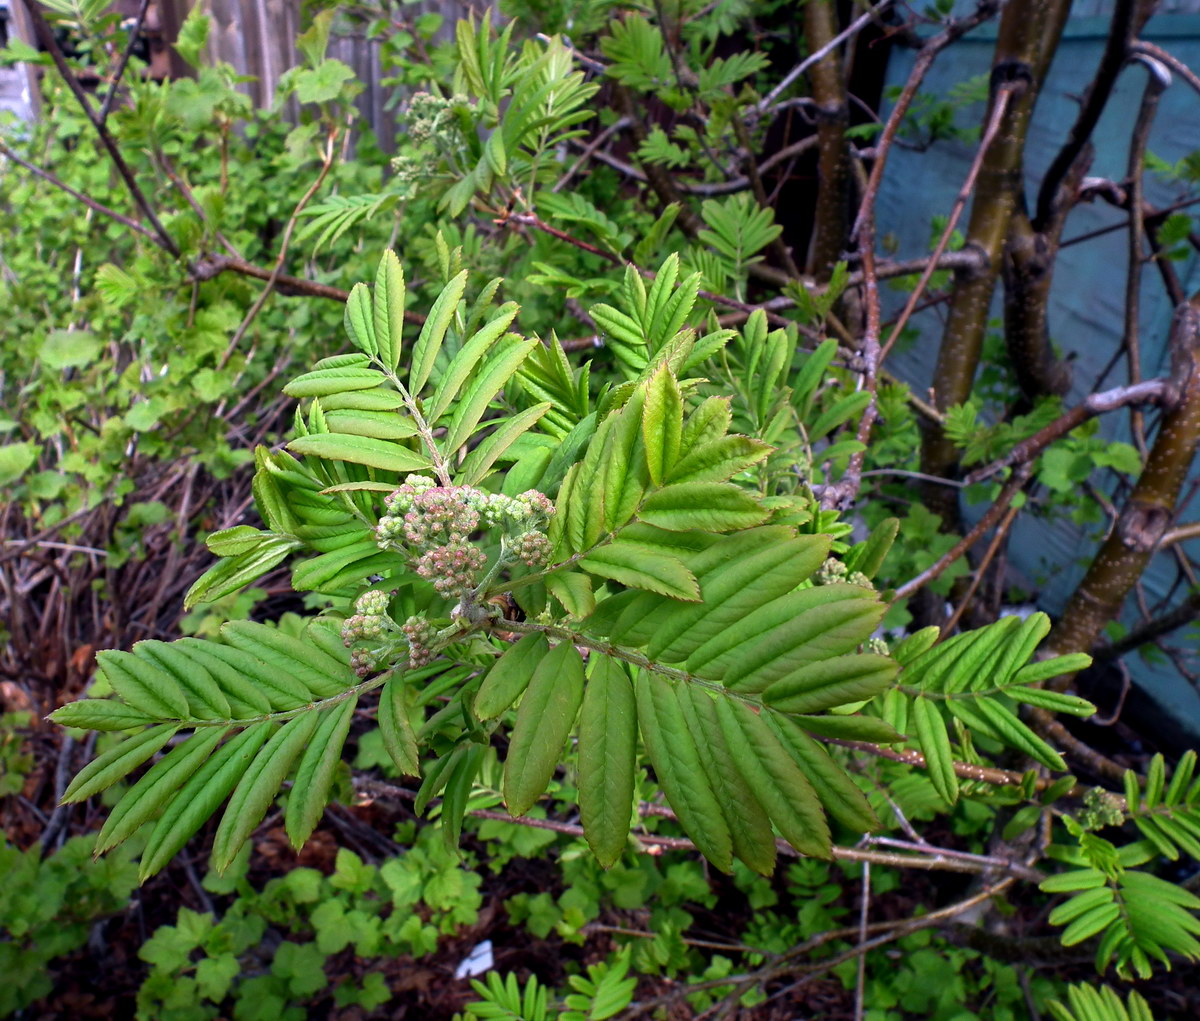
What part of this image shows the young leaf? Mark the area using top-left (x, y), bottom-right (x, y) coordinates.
top-left (635, 673), bottom-right (733, 872)
top-left (344, 282), bottom-right (376, 358)
top-left (62, 724), bottom-right (179, 803)
top-left (761, 655), bottom-right (897, 714)
top-left (411, 270), bottom-right (469, 395)
top-left (642, 366), bottom-right (682, 486)
top-left (373, 250), bottom-right (405, 372)
top-left (211, 712), bottom-right (323, 872)
top-left (579, 542), bottom-right (700, 601)
top-left (287, 433), bottom-right (433, 473)
top-left (475, 633), bottom-right (549, 720)
top-left (378, 673), bottom-right (419, 776)
top-left (97, 651), bottom-right (191, 721)
top-left (286, 696), bottom-right (358, 849)
top-left (503, 640), bottom-right (585, 817)
top-left (577, 655), bottom-right (637, 868)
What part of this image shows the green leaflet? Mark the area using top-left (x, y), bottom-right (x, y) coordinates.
top-left (635, 672), bottom-right (732, 872)
top-left (503, 640), bottom-right (585, 817)
top-left (601, 387), bottom-right (648, 533)
top-left (50, 699), bottom-right (156, 732)
top-left (184, 534), bottom-right (301, 609)
top-left (323, 409), bottom-right (419, 441)
top-left (687, 587), bottom-right (883, 691)
top-left (679, 685), bottom-right (776, 875)
top-left (546, 570), bottom-right (595, 618)
top-left (135, 640), bottom-right (232, 720)
top-left (641, 365), bottom-right (682, 486)
top-left (761, 654), bottom-right (897, 714)
top-left (766, 714), bottom-right (879, 834)
top-left (373, 249), bottom-right (405, 372)
top-left (458, 404), bottom-right (552, 486)
top-left (791, 714), bottom-right (904, 744)
top-left (911, 695), bottom-right (957, 804)
top-left (428, 302), bottom-right (520, 421)
top-left (579, 542), bottom-right (700, 601)
top-left (577, 655), bottom-right (637, 868)
top-left (221, 621), bottom-right (350, 699)
top-left (96, 726), bottom-right (229, 854)
top-left (286, 697), bottom-right (358, 849)
top-left (283, 365), bottom-right (385, 398)
top-left (287, 433), bottom-right (433, 473)
top-left (1011, 686), bottom-right (1096, 717)
top-left (475, 633), bottom-right (549, 720)
top-left (378, 673), bottom-right (420, 776)
top-left (443, 336), bottom-right (539, 454)
top-left (1012, 653), bottom-right (1093, 687)
top-left (97, 650), bottom-right (190, 720)
top-left (844, 518), bottom-right (898, 580)
top-left (344, 282), bottom-right (376, 358)
top-left (440, 742), bottom-right (486, 851)
top-left (970, 697), bottom-right (1066, 771)
top-left (648, 534), bottom-right (830, 662)
top-left (666, 434), bottom-right (772, 484)
top-left (713, 696), bottom-right (831, 859)
top-left (62, 724), bottom-right (179, 803)
top-left (320, 387), bottom-right (406, 411)
top-left (140, 722), bottom-right (272, 881)
top-left (411, 270), bottom-right (469, 395)
top-left (211, 711), bottom-right (323, 871)
top-left (173, 639), bottom-right (276, 716)
top-left (638, 482), bottom-right (768, 532)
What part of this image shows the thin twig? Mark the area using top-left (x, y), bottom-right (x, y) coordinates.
top-left (98, 0), bottom-right (151, 123)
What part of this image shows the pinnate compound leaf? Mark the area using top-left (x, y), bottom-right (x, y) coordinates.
top-left (475, 633), bottom-right (549, 720)
top-left (503, 641), bottom-right (585, 817)
top-left (62, 724), bottom-right (179, 803)
top-left (714, 696), bottom-right (831, 859)
top-left (140, 722), bottom-right (272, 880)
top-left (636, 673), bottom-right (732, 871)
top-left (211, 712), bottom-right (323, 872)
top-left (911, 695), bottom-right (957, 803)
top-left (96, 726), bottom-right (229, 854)
top-left (287, 433), bottom-right (433, 473)
top-left (373, 250), bottom-right (405, 371)
top-left (286, 697), bottom-right (358, 849)
top-left (577, 655), bottom-right (637, 868)
top-left (378, 673), bottom-right (419, 776)
top-left (638, 482), bottom-right (768, 532)
top-left (580, 542), bottom-right (699, 601)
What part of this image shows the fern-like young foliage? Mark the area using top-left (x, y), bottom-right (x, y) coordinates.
top-left (1046, 983), bottom-right (1158, 1021)
top-left (53, 250), bottom-right (1091, 887)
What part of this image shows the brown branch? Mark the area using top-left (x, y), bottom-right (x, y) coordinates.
top-left (1048, 296), bottom-right (1200, 668)
top-left (965, 378), bottom-right (1170, 485)
top-left (893, 463), bottom-right (1033, 601)
top-left (1033, 0), bottom-right (1141, 230)
top-left (98, 0), bottom-right (151, 123)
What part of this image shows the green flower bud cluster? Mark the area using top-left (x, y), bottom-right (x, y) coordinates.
top-left (402, 615), bottom-right (439, 668)
top-left (511, 530), bottom-right (554, 568)
top-left (866, 636), bottom-right (889, 656)
top-left (1079, 787), bottom-right (1126, 831)
top-left (815, 557), bottom-right (872, 589)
